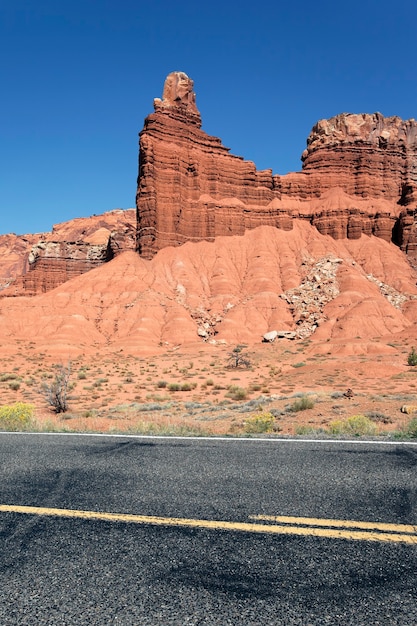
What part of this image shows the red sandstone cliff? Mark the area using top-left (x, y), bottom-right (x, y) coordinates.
top-left (1, 209), bottom-right (136, 296)
top-left (3, 71), bottom-right (417, 299)
top-left (136, 72), bottom-right (417, 260)
top-left (0, 233), bottom-right (46, 291)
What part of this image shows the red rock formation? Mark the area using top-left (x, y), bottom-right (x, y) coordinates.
top-left (1, 209), bottom-right (136, 296)
top-left (136, 72), bottom-right (417, 258)
top-left (1, 223), bottom-right (416, 354)
top-left (0, 232), bottom-right (46, 291)
top-left (301, 113), bottom-right (417, 199)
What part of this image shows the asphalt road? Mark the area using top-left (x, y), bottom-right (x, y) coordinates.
top-left (0, 433), bottom-right (416, 625)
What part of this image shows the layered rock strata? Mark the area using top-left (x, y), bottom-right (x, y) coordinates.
top-left (136, 72), bottom-right (417, 259)
top-left (0, 233), bottom-right (45, 291)
top-left (1, 209), bottom-right (136, 296)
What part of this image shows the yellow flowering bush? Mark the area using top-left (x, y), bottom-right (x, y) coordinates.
top-left (244, 411), bottom-right (275, 434)
top-left (0, 403), bottom-right (35, 431)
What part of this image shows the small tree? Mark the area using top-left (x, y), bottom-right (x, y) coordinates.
top-left (42, 363), bottom-right (71, 413)
top-left (227, 345), bottom-right (251, 368)
top-left (408, 347), bottom-right (417, 367)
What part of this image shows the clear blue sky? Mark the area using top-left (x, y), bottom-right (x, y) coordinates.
top-left (1, 0), bottom-right (416, 235)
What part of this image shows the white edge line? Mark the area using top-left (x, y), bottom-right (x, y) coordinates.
top-left (0, 431), bottom-right (417, 445)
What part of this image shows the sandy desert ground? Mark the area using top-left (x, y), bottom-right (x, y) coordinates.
top-left (1, 335), bottom-right (417, 438)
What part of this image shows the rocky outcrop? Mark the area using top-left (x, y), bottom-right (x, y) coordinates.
top-left (0, 233), bottom-right (46, 291)
top-left (136, 72), bottom-right (417, 258)
top-left (301, 113), bottom-right (417, 200)
top-left (279, 255), bottom-right (342, 339)
top-left (1, 209), bottom-right (136, 296)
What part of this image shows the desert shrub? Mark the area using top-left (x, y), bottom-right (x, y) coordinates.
top-left (227, 345), bottom-right (251, 368)
top-left (0, 403), bottom-right (34, 431)
top-left (292, 362), bottom-right (306, 368)
top-left (407, 347), bottom-right (417, 367)
top-left (156, 380), bottom-right (168, 388)
top-left (364, 411), bottom-right (392, 424)
top-left (78, 371), bottom-right (87, 380)
top-left (295, 425), bottom-right (324, 436)
top-left (286, 395), bottom-right (315, 412)
top-left (329, 414), bottom-right (377, 437)
top-left (244, 412), bottom-right (275, 434)
top-left (9, 381), bottom-right (20, 391)
top-left (179, 382), bottom-right (197, 391)
top-left (0, 373), bottom-right (19, 382)
top-left (225, 386), bottom-right (248, 401)
top-left (42, 363), bottom-right (71, 413)
top-left (403, 417), bottom-right (417, 438)
top-left (167, 383), bottom-right (181, 392)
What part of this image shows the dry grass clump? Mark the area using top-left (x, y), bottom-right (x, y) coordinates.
top-left (286, 394), bottom-right (315, 413)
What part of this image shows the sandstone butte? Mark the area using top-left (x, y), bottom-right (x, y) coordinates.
top-left (0, 70), bottom-right (417, 355)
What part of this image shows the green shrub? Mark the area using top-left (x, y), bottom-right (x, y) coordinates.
top-left (0, 403), bottom-right (35, 431)
top-left (167, 383), bottom-right (181, 392)
top-left (179, 382), bottom-right (196, 391)
top-left (225, 386), bottom-right (248, 401)
top-left (244, 412), bottom-right (275, 434)
top-left (403, 417), bottom-right (417, 438)
top-left (287, 395), bottom-right (315, 412)
top-left (329, 414), bottom-right (377, 437)
top-left (295, 425), bottom-right (323, 435)
top-left (407, 347), bottom-right (417, 366)
top-left (156, 380), bottom-right (168, 388)
top-left (0, 373), bottom-right (19, 382)
top-left (9, 381), bottom-right (20, 391)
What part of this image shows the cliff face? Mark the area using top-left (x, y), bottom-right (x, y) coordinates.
top-left (0, 233), bottom-right (46, 291)
top-left (136, 72), bottom-right (417, 259)
top-left (1, 209), bottom-right (136, 296)
top-left (3, 72), bottom-right (417, 296)
top-left (301, 113), bottom-right (417, 199)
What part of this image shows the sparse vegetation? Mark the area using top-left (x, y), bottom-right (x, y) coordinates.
top-left (227, 345), bottom-right (251, 369)
top-left (167, 382), bottom-right (197, 392)
top-left (0, 403), bottom-right (35, 431)
top-left (329, 414), bottom-right (377, 437)
top-left (42, 363), bottom-right (71, 413)
top-left (364, 411), bottom-right (392, 424)
top-left (400, 417), bottom-right (417, 439)
top-left (0, 373), bottom-right (19, 382)
top-left (244, 412), bottom-right (275, 434)
top-left (407, 347), bottom-right (417, 367)
top-left (286, 395), bottom-right (315, 412)
top-left (225, 385), bottom-right (248, 401)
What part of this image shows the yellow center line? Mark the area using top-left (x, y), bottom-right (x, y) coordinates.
top-left (0, 504), bottom-right (416, 544)
top-left (250, 514), bottom-right (417, 535)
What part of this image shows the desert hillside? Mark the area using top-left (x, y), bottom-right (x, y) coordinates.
top-left (1, 222), bottom-right (416, 355)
